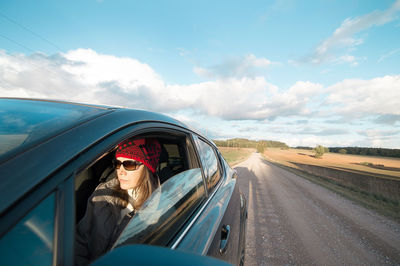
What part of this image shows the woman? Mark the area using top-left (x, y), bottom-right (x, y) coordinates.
top-left (75, 138), bottom-right (161, 265)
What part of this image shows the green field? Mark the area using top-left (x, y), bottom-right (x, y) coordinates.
top-left (218, 147), bottom-right (254, 166)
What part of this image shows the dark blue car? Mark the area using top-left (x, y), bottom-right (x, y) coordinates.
top-left (0, 98), bottom-right (247, 265)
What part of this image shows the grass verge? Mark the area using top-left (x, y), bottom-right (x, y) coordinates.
top-left (219, 147), bottom-right (254, 166)
top-left (264, 156), bottom-right (400, 222)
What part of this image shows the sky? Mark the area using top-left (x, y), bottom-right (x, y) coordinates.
top-left (0, 0), bottom-right (399, 148)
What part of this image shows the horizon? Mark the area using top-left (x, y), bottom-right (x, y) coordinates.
top-left (213, 137), bottom-right (400, 150)
top-left (1, 0), bottom-right (399, 148)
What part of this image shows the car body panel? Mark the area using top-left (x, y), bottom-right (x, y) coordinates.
top-left (176, 154), bottom-right (245, 264)
top-left (92, 244), bottom-right (231, 266)
top-left (176, 179), bottom-right (236, 254)
top-left (207, 180), bottom-right (242, 264)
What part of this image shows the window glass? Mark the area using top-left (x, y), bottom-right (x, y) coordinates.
top-left (0, 192), bottom-right (56, 266)
top-left (115, 168), bottom-right (205, 246)
top-left (193, 136), bottom-right (221, 191)
top-left (161, 143), bottom-right (185, 177)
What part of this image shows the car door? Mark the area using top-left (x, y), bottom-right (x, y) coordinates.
top-left (191, 135), bottom-right (243, 265)
top-left (0, 173), bottom-right (75, 266)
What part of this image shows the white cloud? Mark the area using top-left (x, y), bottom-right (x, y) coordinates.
top-left (378, 47), bottom-right (400, 62)
top-left (0, 49), bottom-right (318, 121)
top-left (326, 75), bottom-right (400, 116)
top-left (194, 54), bottom-right (276, 79)
top-left (1, 49), bottom-right (396, 123)
top-left (287, 81), bottom-right (322, 96)
top-left (284, 136), bottom-right (341, 148)
top-left (248, 54), bottom-right (274, 67)
top-left (332, 55), bottom-right (360, 66)
top-left (307, 0), bottom-right (400, 65)
top-left (357, 129), bottom-right (399, 138)
top-left (356, 129), bottom-right (400, 148)
top-left (1, 49), bottom-right (399, 148)
top-left (0, 51), bottom-right (91, 100)
top-left (63, 49), bottom-right (164, 90)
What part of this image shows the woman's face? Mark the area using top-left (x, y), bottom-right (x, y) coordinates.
top-left (116, 157), bottom-right (145, 190)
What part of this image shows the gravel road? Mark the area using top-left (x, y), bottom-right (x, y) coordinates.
top-left (235, 153), bottom-right (400, 265)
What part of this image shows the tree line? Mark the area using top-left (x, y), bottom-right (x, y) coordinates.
top-left (214, 138), bottom-right (289, 151)
top-left (215, 139), bottom-right (400, 158)
top-left (294, 146), bottom-right (400, 158)
top-left (328, 147), bottom-right (400, 158)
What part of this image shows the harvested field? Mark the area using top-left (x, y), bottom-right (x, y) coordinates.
top-left (264, 148), bottom-right (400, 180)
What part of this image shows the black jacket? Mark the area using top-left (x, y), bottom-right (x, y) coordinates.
top-left (75, 178), bottom-right (134, 265)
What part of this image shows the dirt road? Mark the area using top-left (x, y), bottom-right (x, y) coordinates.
top-left (236, 153), bottom-right (400, 265)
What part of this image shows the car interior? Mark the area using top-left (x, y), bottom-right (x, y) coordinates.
top-left (74, 133), bottom-right (192, 224)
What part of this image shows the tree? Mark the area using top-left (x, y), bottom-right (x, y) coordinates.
top-left (313, 145), bottom-right (326, 158)
top-left (256, 142), bottom-right (265, 153)
top-left (338, 149), bottom-right (347, 154)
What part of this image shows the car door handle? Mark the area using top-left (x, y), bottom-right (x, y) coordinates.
top-left (219, 224), bottom-right (230, 254)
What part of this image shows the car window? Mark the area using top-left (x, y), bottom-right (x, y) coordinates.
top-left (0, 192), bottom-right (56, 266)
top-left (158, 141), bottom-right (187, 183)
top-left (193, 136), bottom-right (221, 192)
top-left (114, 168), bottom-right (205, 247)
top-left (75, 132), bottom-right (206, 251)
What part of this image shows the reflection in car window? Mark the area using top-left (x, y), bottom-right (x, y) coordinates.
top-left (0, 192), bottom-right (55, 266)
top-left (193, 136), bottom-right (221, 191)
top-left (0, 98), bottom-right (107, 162)
top-left (115, 168), bottom-right (205, 246)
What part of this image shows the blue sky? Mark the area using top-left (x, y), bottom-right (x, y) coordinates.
top-left (1, 0), bottom-right (399, 148)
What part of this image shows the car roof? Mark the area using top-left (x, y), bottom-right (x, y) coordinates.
top-left (0, 98), bottom-right (192, 214)
top-left (0, 98), bottom-right (115, 163)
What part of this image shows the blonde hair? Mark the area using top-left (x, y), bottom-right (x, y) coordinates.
top-left (112, 166), bottom-right (159, 210)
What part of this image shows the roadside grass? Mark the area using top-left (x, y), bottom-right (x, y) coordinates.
top-left (218, 147), bottom-right (255, 166)
top-left (262, 154), bottom-right (400, 222)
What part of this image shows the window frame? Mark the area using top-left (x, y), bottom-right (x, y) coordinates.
top-left (169, 135), bottom-right (227, 250)
top-left (192, 135), bottom-right (224, 194)
top-left (73, 122), bottom-right (208, 249)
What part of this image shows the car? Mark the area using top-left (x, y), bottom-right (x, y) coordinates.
top-left (0, 98), bottom-right (247, 265)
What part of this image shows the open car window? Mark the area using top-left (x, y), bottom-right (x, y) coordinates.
top-left (74, 130), bottom-right (206, 251)
top-left (114, 168), bottom-right (205, 247)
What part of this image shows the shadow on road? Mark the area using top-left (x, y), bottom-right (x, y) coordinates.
top-left (235, 165), bottom-right (270, 264)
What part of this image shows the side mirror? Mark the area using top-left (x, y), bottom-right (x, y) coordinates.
top-left (92, 244), bottom-right (232, 266)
